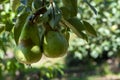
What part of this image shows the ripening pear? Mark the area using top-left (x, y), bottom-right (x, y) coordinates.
top-left (43, 31), bottom-right (68, 58)
top-left (14, 42), bottom-right (42, 64)
top-left (14, 18), bottom-right (42, 64)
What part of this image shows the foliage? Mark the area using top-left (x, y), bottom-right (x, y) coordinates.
top-left (0, 0), bottom-right (98, 79)
top-left (66, 0), bottom-right (120, 67)
top-left (0, 60), bottom-right (64, 80)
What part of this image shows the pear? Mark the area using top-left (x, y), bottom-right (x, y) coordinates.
top-left (14, 18), bottom-right (42, 64)
top-left (43, 31), bottom-right (68, 58)
top-left (14, 42), bottom-right (41, 64)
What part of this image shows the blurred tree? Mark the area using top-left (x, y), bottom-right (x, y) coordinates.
top-left (66, 0), bottom-right (120, 67)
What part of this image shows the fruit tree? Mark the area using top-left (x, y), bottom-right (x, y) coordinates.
top-left (0, 0), bottom-right (97, 65)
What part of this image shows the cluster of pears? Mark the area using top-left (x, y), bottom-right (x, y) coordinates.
top-left (14, 16), bottom-right (69, 65)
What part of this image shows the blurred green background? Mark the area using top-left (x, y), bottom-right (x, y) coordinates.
top-left (0, 0), bottom-right (120, 80)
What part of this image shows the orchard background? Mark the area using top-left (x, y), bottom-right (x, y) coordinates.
top-left (0, 0), bottom-right (120, 80)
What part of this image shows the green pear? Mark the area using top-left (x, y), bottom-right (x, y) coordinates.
top-left (14, 42), bottom-right (42, 64)
top-left (43, 31), bottom-right (68, 58)
top-left (14, 18), bottom-right (42, 64)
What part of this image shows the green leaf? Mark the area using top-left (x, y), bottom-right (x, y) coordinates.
top-left (27, 0), bottom-right (34, 7)
top-left (13, 7), bottom-right (30, 44)
top-left (60, 18), bottom-right (88, 41)
top-left (48, 2), bottom-right (62, 29)
top-left (0, 39), bottom-right (6, 54)
top-left (68, 17), bottom-right (85, 31)
top-left (60, 7), bottom-right (71, 19)
top-left (32, 0), bottom-right (42, 10)
top-left (62, 0), bottom-right (77, 18)
top-left (0, 24), bottom-right (5, 34)
top-left (83, 20), bottom-right (97, 37)
top-left (19, 18), bottom-right (40, 45)
top-left (10, 0), bottom-right (20, 12)
top-left (83, 0), bottom-right (97, 14)
top-left (20, 0), bottom-right (27, 5)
